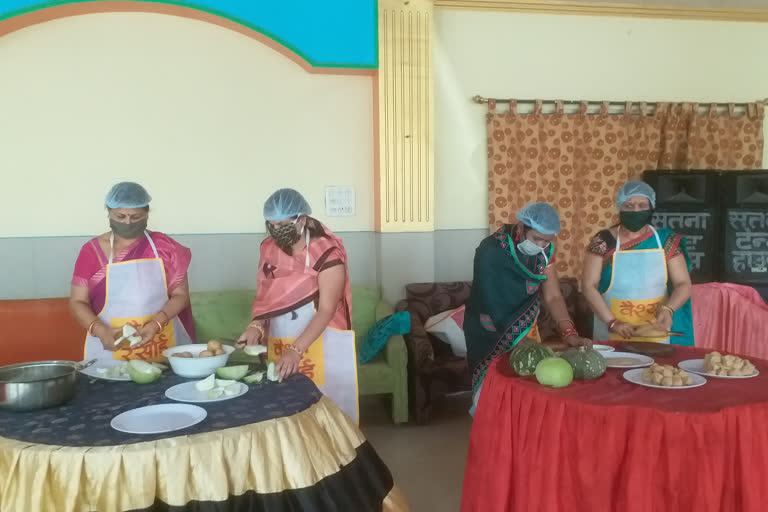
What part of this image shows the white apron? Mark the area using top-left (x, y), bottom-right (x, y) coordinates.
top-left (84, 232), bottom-right (193, 361)
top-left (593, 226), bottom-right (670, 343)
top-left (266, 230), bottom-right (359, 424)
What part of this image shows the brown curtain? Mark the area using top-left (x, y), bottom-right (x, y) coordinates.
top-left (487, 100), bottom-right (764, 277)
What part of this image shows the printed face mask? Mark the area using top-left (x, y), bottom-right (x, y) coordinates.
top-left (267, 217), bottom-right (301, 250)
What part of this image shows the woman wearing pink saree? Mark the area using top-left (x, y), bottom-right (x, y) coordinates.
top-left (69, 182), bottom-right (195, 362)
top-left (237, 189), bottom-right (358, 423)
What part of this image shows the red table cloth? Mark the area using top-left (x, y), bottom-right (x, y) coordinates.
top-left (461, 345), bottom-right (768, 512)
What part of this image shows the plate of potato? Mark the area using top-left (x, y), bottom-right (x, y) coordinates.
top-left (678, 352), bottom-right (759, 379)
top-left (623, 364), bottom-right (706, 389)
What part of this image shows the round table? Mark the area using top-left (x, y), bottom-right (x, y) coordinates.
top-left (461, 345), bottom-right (768, 512)
top-left (0, 372), bottom-right (407, 512)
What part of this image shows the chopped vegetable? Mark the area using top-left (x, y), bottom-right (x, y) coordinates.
top-left (215, 379), bottom-right (236, 388)
top-left (267, 362), bottom-right (278, 382)
top-left (127, 360), bottom-right (161, 384)
top-left (215, 365), bottom-right (249, 381)
top-left (207, 388), bottom-right (224, 399)
top-left (243, 371), bottom-right (265, 384)
top-left (243, 345), bottom-right (267, 357)
top-left (195, 374), bottom-right (216, 391)
top-left (151, 363), bottom-right (168, 371)
top-left (224, 383), bottom-right (242, 396)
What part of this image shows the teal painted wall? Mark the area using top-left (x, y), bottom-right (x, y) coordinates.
top-left (0, 0), bottom-right (377, 68)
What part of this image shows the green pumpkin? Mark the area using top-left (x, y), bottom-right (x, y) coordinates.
top-left (509, 340), bottom-right (555, 376)
top-left (560, 346), bottom-right (606, 380)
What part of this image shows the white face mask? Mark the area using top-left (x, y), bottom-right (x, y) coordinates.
top-left (517, 239), bottom-right (550, 266)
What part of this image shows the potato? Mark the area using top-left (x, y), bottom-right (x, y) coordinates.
top-left (652, 373), bottom-right (664, 385)
top-left (717, 369), bottom-right (729, 376)
top-left (672, 376), bottom-right (683, 387)
top-left (642, 368), bottom-right (653, 381)
top-left (662, 368), bottom-right (674, 377)
top-left (207, 340), bottom-right (222, 351)
top-left (661, 376), bottom-right (674, 386)
top-left (663, 364), bottom-right (674, 371)
top-left (650, 363), bottom-right (662, 372)
top-left (743, 364), bottom-right (756, 375)
top-left (213, 348), bottom-right (225, 356)
top-left (732, 358), bottom-right (745, 371)
top-left (173, 352), bottom-right (193, 358)
top-left (199, 350), bottom-right (214, 358)
top-left (682, 375), bottom-right (692, 386)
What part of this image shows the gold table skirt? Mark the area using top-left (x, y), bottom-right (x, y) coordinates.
top-left (0, 396), bottom-right (408, 511)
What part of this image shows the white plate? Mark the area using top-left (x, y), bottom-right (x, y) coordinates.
top-left (678, 359), bottom-right (759, 379)
top-left (111, 404), bottom-right (207, 434)
top-left (592, 344), bottom-right (615, 353)
top-left (79, 359), bottom-right (130, 381)
top-left (623, 368), bottom-right (707, 389)
top-left (165, 381), bottom-right (249, 403)
top-left (603, 352), bottom-right (654, 369)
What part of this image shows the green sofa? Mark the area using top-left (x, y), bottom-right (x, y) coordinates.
top-left (189, 286), bottom-right (408, 424)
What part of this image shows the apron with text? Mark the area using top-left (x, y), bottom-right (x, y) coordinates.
top-left (593, 227), bottom-right (670, 343)
top-left (265, 231), bottom-right (359, 424)
top-left (83, 232), bottom-right (193, 361)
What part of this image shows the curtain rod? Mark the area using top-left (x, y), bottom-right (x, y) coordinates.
top-left (472, 95), bottom-right (768, 107)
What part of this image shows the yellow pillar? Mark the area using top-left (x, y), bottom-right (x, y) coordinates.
top-left (375, 0), bottom-right (435, 232)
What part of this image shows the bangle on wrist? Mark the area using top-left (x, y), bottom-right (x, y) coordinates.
top-left (286, 344), bottom-right (304, 357)
top-left (156, 311), bottom-right (169, 326)
top-left (560, 327), bottom-right (579, 340)
top-left (660, 305), bottom-right (675, 316)
top-left (87, 319), bottom-right (99, 336)
top-left (150, 319), bottom-right (163, 332)
top-left (607, 319), bottom-right (618, 331)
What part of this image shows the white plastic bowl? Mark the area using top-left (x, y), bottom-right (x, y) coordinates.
top-left (163, 344), bottom-right (235, 378)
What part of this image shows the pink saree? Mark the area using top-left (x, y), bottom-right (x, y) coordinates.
top-left (72, 232), bottom-right (196, 338)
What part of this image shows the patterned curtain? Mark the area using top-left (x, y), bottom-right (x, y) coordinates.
top-left (487, 100), bottom-right (764, 277)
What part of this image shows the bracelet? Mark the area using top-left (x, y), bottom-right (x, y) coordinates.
top-left (607, 319), bottom-right (618, 331)
top-left (660, 305), bottom-right (675, 316)
top-left (286, 344), bottom-right (304, 357)
top-left (156, 311), bottom-right (169, 326)
top-left (560, 327), bottom-right (579, 340)
top-left (150, 319), bottom-right (164, 332)
top-left (87, 319), bottom-right (99, 336)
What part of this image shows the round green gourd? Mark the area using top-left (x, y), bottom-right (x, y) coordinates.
top-left (509, 341), bottom-right (555, 376)
top-left (560, 346), bottom-right (606, 380)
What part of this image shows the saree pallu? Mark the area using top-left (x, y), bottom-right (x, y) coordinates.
top-left (465, 225), bottom-right (552, 393)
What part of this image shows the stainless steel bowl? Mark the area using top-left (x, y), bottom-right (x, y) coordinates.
top-left (0, 360), bottom-right (95, 412)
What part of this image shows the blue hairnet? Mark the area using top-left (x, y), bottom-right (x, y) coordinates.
top-left (263, 188), bottom-right (312, 221)
top-left (105, 182), bottom-right (152, 209)
top-left (616, 181), bottom-right (656, 209)
top-left (516, 202), bottom-right (561, 235)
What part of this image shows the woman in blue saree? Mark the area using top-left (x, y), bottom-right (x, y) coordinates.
top-left (465, 202), bottom-right (592, 416)
top-left (582, 181), bottom-right (694, 346)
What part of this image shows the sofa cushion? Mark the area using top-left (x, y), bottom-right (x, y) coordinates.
top-left (358, 311), bottom-right (411, 364)
top-left (350, 285), bottom-right (379, 346)
top-left (190, 290), bottom-right (255, 343)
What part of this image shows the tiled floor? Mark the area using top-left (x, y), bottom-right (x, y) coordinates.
top-left (360, 394), bottom-right (472, 512)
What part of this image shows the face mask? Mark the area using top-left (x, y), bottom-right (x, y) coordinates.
top-left (619, 210), bottom-right (653, 232)
top-left (110, 218), bottom-right (147, 239)
top-left (518, 239), bottom-right (545, 257)
top-left (267, 217), bottom-right (302, 251)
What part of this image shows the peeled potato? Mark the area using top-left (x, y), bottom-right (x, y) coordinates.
top-left (717, 369), bottom-right (729, 376)
top-left (650, 363), bottom-right (662, 372)
top-left (682, 375), bottom-right (692, 386)
top-left (652, 373), bottom-right (664, 385)
top-left (661, 376), bottom-right (674, 386)
top-left (662, 368), bottom-right (674, 377)
top-left (672, 376), bottom-right (683, 387)
top-left (207, 340), bottom-right (222, 351)
top-left (213, 348), bottom-right (225, 356)
top-left (642, 368), bottom-right (653, 381)
top-left (199, 350), bottom-right (214, 358)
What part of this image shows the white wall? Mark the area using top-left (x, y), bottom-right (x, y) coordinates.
top-left (0, 12), bottom-right (374, 237)
top-left (434, 9), bottom-right (768, 230)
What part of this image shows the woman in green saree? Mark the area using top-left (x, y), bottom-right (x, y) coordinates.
top-left (465, 202), bottom-right (592, 416)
